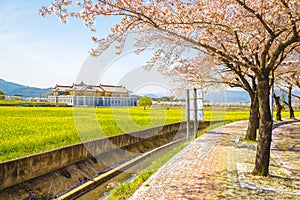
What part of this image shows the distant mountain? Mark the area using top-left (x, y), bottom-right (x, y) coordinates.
top-left (0, 79), bottom-right (51, 97)
top-left (225, 90), bottom-right (251, 103)
top-left (129, 94), bottom-right (141, 98)
top-left (140, 93), bottom-right (161, 98)
top-left (134, 90), bottom-right (251, 103)
top-left (203, 89), bottom-right (300, 103)
top-left (130, 89), bottom-right (300, 104)
top-left (202, 90), bottom-right (250, 103)
top-left (133, 93), bottom-right (172, 99)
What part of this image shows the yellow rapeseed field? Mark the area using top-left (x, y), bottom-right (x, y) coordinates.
top-left (1, 105), bottom-right (296, 162)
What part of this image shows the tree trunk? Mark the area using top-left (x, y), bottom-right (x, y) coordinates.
top-left (273, 94), bottom-right (282, 121)
top-left (288, 86), bottom-right (295, 119)
top-left (245, 93), bottom-right (259, 141)
top-left (252, 76), bottom-right (273, 176)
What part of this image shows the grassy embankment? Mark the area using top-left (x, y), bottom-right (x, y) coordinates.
top-left (106, 142), bottom-right (189, 200)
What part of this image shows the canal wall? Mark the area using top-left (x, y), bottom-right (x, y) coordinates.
top-left (0, 121), bottom-right (191, 190)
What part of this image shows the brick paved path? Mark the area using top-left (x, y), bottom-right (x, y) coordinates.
top-left (130, 121), bottom-right (246, 200)
top-left (130, 120), bottom-right (300, 200)
top-left (272, 121), bottom-right (300, 191)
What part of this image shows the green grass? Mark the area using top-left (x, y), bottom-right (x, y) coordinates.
top-left (105, 142), bottom-right (188, 200)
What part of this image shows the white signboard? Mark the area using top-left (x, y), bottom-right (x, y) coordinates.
top-left (187, 89), bottom-right (204, 122)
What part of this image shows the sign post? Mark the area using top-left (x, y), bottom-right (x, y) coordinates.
top-left (186, 88), bottom-right (204, 140)
top-left (193, 88), bottom-right (198, 138)
top-left (186, 90), bottom-right (190, 141)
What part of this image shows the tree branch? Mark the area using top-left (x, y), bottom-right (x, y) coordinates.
top-left (234, 0), bottom-right (275, 37)
top-left (279, 0), bottom-right (298, 35)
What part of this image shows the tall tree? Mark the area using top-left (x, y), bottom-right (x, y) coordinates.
top-left (138, 96), bottom-right (152, 110)
top-left (275, 58), bottom-right (300, 119)
top-left (41, 0), bottom-right (300, 176)
top-left (273, 93), bottom-right (283, 121)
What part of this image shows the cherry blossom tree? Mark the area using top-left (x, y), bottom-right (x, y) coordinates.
top-left (166, 53), bottom-right (259, 141)
top-left (40, 0), bottom-right (300, 176)
top-left (273, 92), bottom-right (283, 120)
top-left (275, 56), bottom-right (300, 119)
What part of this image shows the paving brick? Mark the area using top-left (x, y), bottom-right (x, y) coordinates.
top-left (130, 120), bottom-right (300, 200)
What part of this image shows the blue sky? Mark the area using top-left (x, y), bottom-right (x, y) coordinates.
top-left (0, 0), bottom-right (124, 88)
top-left (0, 1), bottom-right (213, 96)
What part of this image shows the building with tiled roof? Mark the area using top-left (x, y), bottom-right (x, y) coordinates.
top-left (0, 91), bottom-right (5, 100)
top-left (48, 82), bottom-right (136, 106)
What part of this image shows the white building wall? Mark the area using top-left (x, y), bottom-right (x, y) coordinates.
top-left (47, 96), bottom-right (137, 107)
